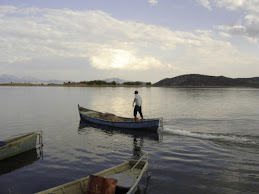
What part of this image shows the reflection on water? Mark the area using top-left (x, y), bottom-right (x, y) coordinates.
top-left (135, 170), bottom-right (152, 194)
top-left (1, 87), bottom-right (258, 194)
top-left (78, 120), bottom-right (163, 143)
top-left (0, 146), bottom-right (43, 175)
top-left (133, 137), bottom-right (143, 158)
top-left (78, 120), bottom-right (156, 193)
top-left (78, 120), bottom-right (163, 160)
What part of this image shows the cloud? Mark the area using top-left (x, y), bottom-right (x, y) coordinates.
top-left (196, 0), bottom-right (212, 10)
top-left (90, 49), bottom-right (162, 70)
top-left (197, 0), bottom-right (259, 41)
top-left (218, 32), bottom-right (231, 38)
top-left (216, 0), bottom-right (259, 40)
top-left (0, 5), bottom-right (258, 81)
top-left (215, 0), bottom-right (259, 12)
top-left (148, 0), bottom-right (158, 6)
top-left (197, 0), bottom-right (259, 11)
top-left (0, 6), bottom-right (197, 70)
top-left (216, 25), bottom-right (247, 35)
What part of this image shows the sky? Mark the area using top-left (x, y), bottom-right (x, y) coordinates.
top-left (0, 0), bottom-right (259, 83)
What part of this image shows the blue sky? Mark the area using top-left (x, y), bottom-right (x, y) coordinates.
top-left (1, 0), bottom-right (259, 83)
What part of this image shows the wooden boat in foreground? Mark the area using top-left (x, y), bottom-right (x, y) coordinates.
top-left (78, 105), bottom-right (163, 131)
top-left (36, 154), bottom-right (149, 194)
top-left (0, 131), bottom-right (43, 161)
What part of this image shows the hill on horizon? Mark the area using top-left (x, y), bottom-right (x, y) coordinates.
top-left (153, 74), bottom-right (259, 87)
top-left (103, 78), bottom-right (129, 84)
top-left (0, 75), bottom-right (146, 85)
top-left (0, 74), bottom-right (70, 84)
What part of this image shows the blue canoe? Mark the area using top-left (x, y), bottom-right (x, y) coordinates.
top-left (78, 105), bottom-right (163, 131)
top-left (0, 132), bottom-right (43, 161)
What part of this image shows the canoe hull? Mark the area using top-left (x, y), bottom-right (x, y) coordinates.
top-left (36, 160), bottom-right (148, 194)
top-left (78, 105), bottom-right (161, 131)
top-left (0, 133), bottom-right (38, 161)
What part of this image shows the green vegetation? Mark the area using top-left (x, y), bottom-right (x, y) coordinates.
top-left (64, 80), bottom-right (118, 86)
top-left (123, 81), bottom-right (142, 85)
top-left (0, 80), bottom-right (152, 87)
top-left (122, 81), bottom-right (151, 85)
top-left (63, 80), bottom-right (152, 87)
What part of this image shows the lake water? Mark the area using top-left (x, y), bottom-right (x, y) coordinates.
top-left (0, 86), bottom-right (259, 194)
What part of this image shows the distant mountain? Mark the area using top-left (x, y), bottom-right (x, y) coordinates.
top-left (0, 74), bottom-right (18, 83)
top-left (153, 74), bottom-right (259, 87)
top-left (103, 78), bottom-right (129, 84)
top-left (0, 74), bottom-right (69, 84)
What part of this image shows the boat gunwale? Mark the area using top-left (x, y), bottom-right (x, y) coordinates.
top-left (35, 160), bottom-right (147, 194)
top-left (0, 133), bottom-right (38, 150)
top-left (0, 132), bottom-right (40, 161)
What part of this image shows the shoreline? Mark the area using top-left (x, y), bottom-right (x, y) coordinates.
top-left (0, 83), bottom-right (258, 88)
top-left (0, 83), bottom-right (150, 87)
top-left (0, 83), bottom-right (259, 89)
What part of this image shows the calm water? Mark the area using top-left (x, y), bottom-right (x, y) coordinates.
top-left (0, 86), bottom-right (259, 194)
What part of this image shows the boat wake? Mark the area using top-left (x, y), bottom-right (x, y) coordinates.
top-left (162, 127), bottom-right (258, 146)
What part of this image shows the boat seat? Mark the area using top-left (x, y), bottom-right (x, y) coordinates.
top-left (107, 172), bottom-right (137, 189)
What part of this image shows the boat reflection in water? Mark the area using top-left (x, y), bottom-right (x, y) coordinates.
top-left (78, 120), bottom-right (161, 193)
top-left (78, 120), bottom-right (163, 143)
top-left (78, 120), bottom-right (162, 158)
top-left (0, 145), bottom-right (43, 175)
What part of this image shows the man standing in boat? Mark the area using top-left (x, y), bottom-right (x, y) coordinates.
top-left (132, 90), bottom-right (144, 121)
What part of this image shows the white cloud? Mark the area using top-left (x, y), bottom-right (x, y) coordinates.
top-left (90, 49), bottom-right (162, 70)
top-left (197, 0), bottom-right (259, 41)
top-left (197, 0), bottom-right (212, 10)
top-left (148, 0), bottom-right (158, 6)
top-left (215, 0), bottom-right (259, 12)
top-left (0, 5), bottom-right (258, 80)
top-left (216, 25), bottom-right (247, 35)
top-left (197, 0), bottom-right (259, 11)
top-left (218, 32), bottom-right (231, 38)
